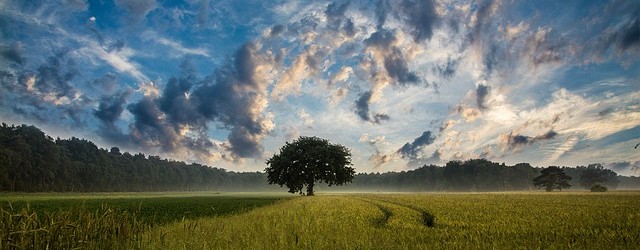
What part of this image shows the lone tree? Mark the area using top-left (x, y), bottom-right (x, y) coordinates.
top-left (265, 136), bottom-right (355, 196)
top-left (533, 166), bottom-right (572, 192)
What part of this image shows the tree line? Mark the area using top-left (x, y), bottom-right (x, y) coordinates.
top-left (329, 159), bottom-right (638, 192)
top-left (0, 123), bottom-right (273, 192)
top-left (1, 123), bottom-right (639, 192)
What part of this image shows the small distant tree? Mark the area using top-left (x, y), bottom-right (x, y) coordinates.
top-left (590, 183), bottom-right (608, 192)
top-left (265, 136), bottom-right (355, 196)
top-left (533, 166), bottom-right (572, 192)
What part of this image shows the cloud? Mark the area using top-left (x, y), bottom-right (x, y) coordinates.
top-left (432, 57), bottom-right (459, 79)
top-left (298, 109), bottom-right (314, 127)
top-left (193, 41), bottom-right (274, 159)
top-left (501, 130), bottom-right (559, 150)
top-left (360, 134), bottom-right (392, 168)
top-left (1, 43), bottom-right (24, 66)
top-left (138, 81), bottom-right (160, 98)
top-left (373, 113), bottom-right (390, 124)
top-left (115, 0), bottom-right (157, 24)
top-left (383, 47), bottom-right (419, 85)
top-left (374, 0), bottom-right (390, 28)
top-left (89, 47), bottom-right (149, 82)
top-left (270, 24), bottom-right (285, 36)
top-left (354, 91), bottom-right (390, 124)
top-left (154, 36), bottom-right (211, 58)
top-left (396, 0), bottom-right (440, 42)
top-left (354, 91), bottom-right (372, 122)
top-left (325, 1), bottom-right (350, 30)
top-left (158, 61), bottom-right (203, 126)
top-left (91, 73), bottom-right (119, 95)
top-left (476, 84), bottom-right (489, 110)
top-left (32, 50), bottom-right (78, 99)
top-left (94, 90), bottom-right (131, 123)
top-left (397, 130), bottom-right (435, 159)
top-left (582, 0), bottom-right (640, 63)
top-left (271, 46), bottom-right (320, 101)
top-left (127, 97), bottom-right (180, 151)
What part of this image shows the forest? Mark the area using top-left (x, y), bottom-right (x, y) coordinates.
top-left (1, 123), bottom-right (638, 192)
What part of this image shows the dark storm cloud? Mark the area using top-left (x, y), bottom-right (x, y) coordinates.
top-left (127, 97), bottom-right (179, 151)
top-left (398, 130), bottom-right (435, 159)
top-left (94, 90), bottom-right (131, 123)
top-left (192, 42), bottom-right (272, 159)
top-left (128, 98), bottom-right (162, 131)
top-left (384, 47), bottom-right (419, 85)
top-left (114, 0), bottom-right (157, 24)
top-left (476, 84), bottom-right (489, 110)
top-left (159, 61), bottom-right (203, 126)
top-left (396, 0), bottom-right (439, 42)
top-left (100, 42), bottom-right (273, 159)
top-left (354, 91), bottom-right (372, 122)
top-left (1, 44), bottom-right (24, 65)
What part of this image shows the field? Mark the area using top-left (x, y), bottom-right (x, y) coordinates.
top-left (2, 192), bottom-right (639, 249)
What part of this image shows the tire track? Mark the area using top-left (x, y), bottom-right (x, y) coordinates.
top-left (352, 197), bottom-right (393, 227)
top-left (353, 196), bottom-right (436, 228)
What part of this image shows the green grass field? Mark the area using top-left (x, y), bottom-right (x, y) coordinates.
top-left (2, 192), bottom-right (639, 249)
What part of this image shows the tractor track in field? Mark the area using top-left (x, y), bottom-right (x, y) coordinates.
top-left (367, 197), bottom-right (436, 228)
top-left (352, 196), bottom-right (435, 228)
top-left (352, 197), bottom-right (393, 227)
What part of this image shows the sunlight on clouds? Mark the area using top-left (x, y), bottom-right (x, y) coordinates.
top-left (138, 81), bottom-right (160, 98)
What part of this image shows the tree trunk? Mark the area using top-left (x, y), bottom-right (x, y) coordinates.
top-left (306, 183), bottom-right (315, 196)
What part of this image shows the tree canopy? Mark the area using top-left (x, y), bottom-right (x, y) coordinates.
top-left (0, 123), bottom-right (270, 192)
top-left (533, 166), bottom-right (572, 191)
top-left (265, 136), bottom-right (355, 195)
top-left (579, 163), bottom-right (619, 189)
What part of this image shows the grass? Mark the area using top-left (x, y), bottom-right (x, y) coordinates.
top-left (144, 191), bottom-right (640, 249)
top-left (0, 192), bottom-right (290, 249)
top-left (0, 192), bottom-right (290, 225)
top-left (2, 191), bottom-right (639, 249)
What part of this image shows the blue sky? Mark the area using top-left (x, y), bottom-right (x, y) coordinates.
top-left (1, 0), bottom-right (638, 174)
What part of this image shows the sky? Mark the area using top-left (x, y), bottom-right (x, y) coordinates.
top-left (0, 0), bottom-right (638, 175)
